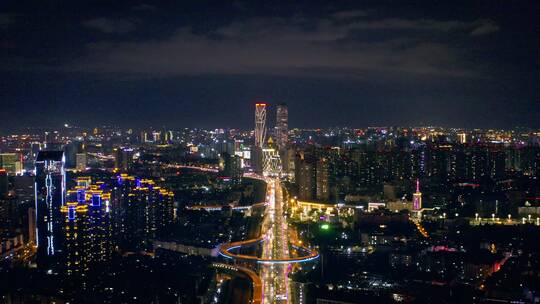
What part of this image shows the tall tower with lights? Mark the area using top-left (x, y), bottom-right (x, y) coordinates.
top-left (255, 103), bottom-right (267, 148)
top-left (35, 151), bottom-right (66, 269)
top-left (412, 179), bottom-right (422, 211)
top-left (252, 103), bottom-right (267, 174)
top-left (276, 103), bottom-right (288, 150)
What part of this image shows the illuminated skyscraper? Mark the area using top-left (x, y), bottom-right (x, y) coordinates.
top-left (62, 178), bottom-right (113, 277)
top-left (254, 103), bottom-right (267, 148)
top-left (112, 174), bottom-right (174, 252)
top-left (61, 202), bottom-right (89, 276)
top-left (114, 147), bottom-right (134, 172)
top-left (35, 151), bottom-right (66, 269)
top-left (412, 179), bottom-right (422, 211)
top-left (76, 152), bottom-right (87, 171)
top-left (276, 103), bottom-right (288, 150)
top-left (253, 103), bottom-right (267, 174)
top-left (0, 153), bottom-right (22, 175)
top-left (262, 137), bottom-right (282, 176)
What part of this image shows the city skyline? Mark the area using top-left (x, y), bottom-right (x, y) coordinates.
top-left (0, 2), bottom-right (539, 303)
top-left (1, 1), bottom-right (539, 130)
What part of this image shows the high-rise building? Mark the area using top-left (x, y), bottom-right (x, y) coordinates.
top-left (316, 157), bottom-right (331, 201)
top-left (28, 207), bottom-right (36, 244)
top-left (34, 151), bottom-right (66, 269)
top-left (62, 178), bottom-right (113, 277)
top-left (253, 103), bottom-right (267, 174)
top-left (276, 103), bottom-right (288, 150)
top-left (114, 147), bottom-right (134, 172)
top-left (412, 179), bottom-right (422, 211)
top-left (295, 152), bottom-right (317, 201)
top-left (61, 201), bottom-right (89, 277)
top-left (0, 153), bottom-right (22, 175)
top-left (457, 132), bottom-right (468, 144)
top-left (164, 130), bottom-right (174, 142)
top-left (63, 141), bottom-right (82, 169)
top-left (219, 152), bottom-right (243, 181)
top-left (254, 103), bottom-right (267, 148)
top-left (0, 169), bottom-right (8, 197)
top-left (262, 137), bottom-right (282, 176)
top-left (76, 153), bottom-right (87, 171)
top-left (152, 131), bottom-right (161, 142)
top-left (112, 174), bottom-right (174, 252)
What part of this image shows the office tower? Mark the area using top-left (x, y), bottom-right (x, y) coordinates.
top-left (252, 103), bottom-right (267, 174)
top-left (140, 131), bottom-right (149, 143)
top-left (164, 130), bottom-right (174, 142)
top-left (76, 153), bottom-right (87, 171)
top-left (114, 147), bottom-right (134, 172)
top-left (44, 131), bottom-right (62, 150)
top-left (64, 141), bottom-right (82, 169)
top-left (152, 131), bottom-right (161, 142)
top-left (254, 103), bottom-right (267, 148)
top-left (412, 179), bottom-right (422, 211)
top-left (0, 169), bottom-right (7, 197)
top-left (262, 137), bottom-right (282, 176)
top-left (34, 151), bottom-right (66, 269)
top-left (276, 103), bottom-right (288, 150)
top-left (13, 175), bottom-right (35, 203)
top-left (457, 132), bottom-right (468, 144)
top-left (0, 153), bottom-right (21, 175)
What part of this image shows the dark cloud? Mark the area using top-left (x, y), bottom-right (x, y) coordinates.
top-left (331, 10), bottom-right (370, 20)
top-left (470, 20), bottom-right (499, 36)
top-left (0, 1), bottom-right (537, 129)
top-left (131, 4), bottom-right (157, 11)
top-left (82, 18), bottom-right (135, 34)
top-left (76, 16), bottom-right (481, 79)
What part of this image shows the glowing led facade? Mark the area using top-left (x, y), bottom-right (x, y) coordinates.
top-left (35, 151), bottom-right (66, 269)
top-left (413, 179), bottom-right (422, 211)
top-left (62, 178), bottom-right (113, 276)
top-left (262, 137), bottom-right (282, 176)
top-left (61, 202), bottom-right (89, 276)
top-left (255, 103), bottom-right (267, 148)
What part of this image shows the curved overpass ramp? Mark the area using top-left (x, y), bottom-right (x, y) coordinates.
top-left (218, 237), bottom-right (319, 264)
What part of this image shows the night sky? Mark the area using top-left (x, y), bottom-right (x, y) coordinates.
top-left (1, 0), bottom-right (539, 130)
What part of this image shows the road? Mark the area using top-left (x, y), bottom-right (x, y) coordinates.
top-left (215, 175), bottom-right (318, 304)
top-left (260, 179), bottom-right (290, 303)
top-left (178, 166), bottom-right (315, 303)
